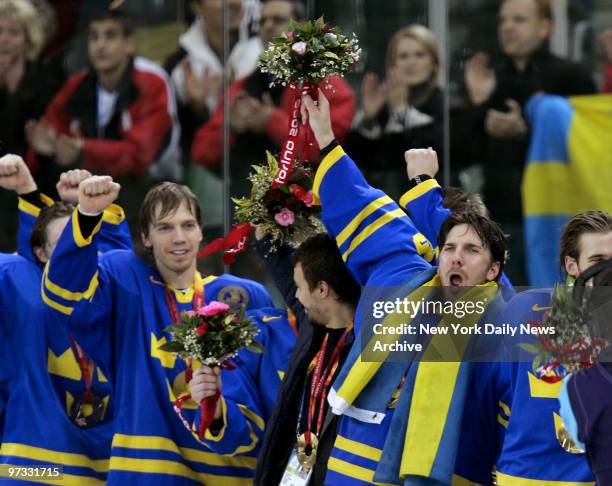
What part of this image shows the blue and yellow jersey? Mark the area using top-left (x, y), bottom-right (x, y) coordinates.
top-left (195, 308), bottom-right (297, 459)
top-left (0, 201), bottom-right (130, 483)
top-left (399, 178), bottom-right (515, 298)
top-left (42, 209), bottom-right (273, 485)
top-left (0, 253), bottom-right (113, 484)
top-left (494, 289), bottom-right (594, 485)
top-left (16, 193), bottom-right (133, 263)
top-left (314, 144), bottom-right (505, 485)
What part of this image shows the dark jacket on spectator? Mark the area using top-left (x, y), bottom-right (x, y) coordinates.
top-left (455, 47), bottom-right (596, 224)
top-left (252, 237), bottom-right (354, 486)
top-left (346, 85), bottom-right (443, 201)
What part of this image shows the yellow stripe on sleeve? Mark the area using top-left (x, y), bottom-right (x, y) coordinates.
top-left (399, 179), bottom-right (440, 208)
top-left (313, 145), bottom-right (346, 205)
top-left (102, 204), bottom-right (126, 225)
top-left (342, 208), bottom-right (406, 261)
top-left (72, 208), bottom-right (104, 247)
top-left (43, 266), bottom-right (99, 302)
top-left (335, 195), bottom-right (394, 248)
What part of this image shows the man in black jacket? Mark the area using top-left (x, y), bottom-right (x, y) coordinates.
top-left (458, 0), bottom-right (596, 285)
top-left (253, 230), bottom-right (360, 486)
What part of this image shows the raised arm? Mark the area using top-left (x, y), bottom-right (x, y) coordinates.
top-left (42, 176), bottom-right (122, 373)
top-left (301, 90), bottom-right (430, 286)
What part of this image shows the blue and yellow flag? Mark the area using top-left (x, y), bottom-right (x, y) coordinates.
top-left (523, 94), bottom-right (612, 286)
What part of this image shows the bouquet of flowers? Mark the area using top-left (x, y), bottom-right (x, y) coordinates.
top-left (233, 152), bottom-right (324, 250)
top-left (259, 16), bottom-right (360, 87)
top-left (159, 301), bottom-right (263, 438)
top-left (521, 285), bottom-right (609, 383)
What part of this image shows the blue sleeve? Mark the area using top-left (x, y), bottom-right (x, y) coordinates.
top-left (97, 204), bottom-right (133, 252)
top-left (399, 179), bottom-right (449, 261)
top-left (313, 145), bottom-right (431, 286)
top-left (42, 209), bottom-right (116, 375)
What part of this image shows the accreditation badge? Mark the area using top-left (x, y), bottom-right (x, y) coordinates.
top-left (280, 449), bottom-right (313, 486)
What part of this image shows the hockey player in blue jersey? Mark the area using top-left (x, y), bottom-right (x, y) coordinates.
top-left (493, 210), bottom-right (612, 486)
top-left (300, 90), bottom-right (508, 485)
top-left (399, 147), bottom-right (514, 298)
top-left (43, 176), bottom-right (274, 484)
top-left (0, 155), bottom-right (131, 482)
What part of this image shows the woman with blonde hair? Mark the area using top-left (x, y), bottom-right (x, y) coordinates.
top-left (0, 0), bottom-right (64, 251)
top-left (347, 24), bottom-right (443, 199)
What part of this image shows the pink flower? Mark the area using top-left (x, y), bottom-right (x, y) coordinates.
top-left (195, 323), bottom-right (209, 336)
top-left (274, 208), bottom-right (295, 226)
top-left (303, 191), bottom-right (313, 207)
top-left (185, 310), bottom-right (196, 317)
top-left (198, 301), bottom-right (230, 317)
top-left (291, 41), bottom-right (307, 55)
top-left (286, 31), bottom-right (294, 39)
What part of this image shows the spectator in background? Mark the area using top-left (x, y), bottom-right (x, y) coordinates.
top-left (164, 0), bottom-right (262, 157)
top-left (191, 0), bottom-right (355, 200)
top-left (599, 28), bottom-right (612, 93)
top-left (0, 0), bottom-right (65, 252)
top-left (26, 7), bottom-right (180, 240)
top-left (346, 24), bottom-right (443, 201)
top-left (458, 0), bottom-right (596, 285)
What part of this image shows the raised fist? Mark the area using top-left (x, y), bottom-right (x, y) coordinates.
top-left (57, 169), bottom-right (93, 202)
top-left (78, 175), bottom-right (121, 215)
top-left (0, 153), bottom-right (37, 194)
top-left (405, 148), bottom-right (439, 180)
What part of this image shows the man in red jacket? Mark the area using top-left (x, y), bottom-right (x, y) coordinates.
top-left (26, 8), bottom-right (180, 214)
top-left (191, 0), bottom-right (355, 200)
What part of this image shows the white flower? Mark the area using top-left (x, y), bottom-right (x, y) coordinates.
top-left (324, 32), bottom-right (338, 46)
top-left (291, 41), bottom-right (307, 55)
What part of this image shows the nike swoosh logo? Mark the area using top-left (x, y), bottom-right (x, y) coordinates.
top-left (262, 316), bottom-right (281, 322)
top-left (531, 304), bottom-right (551, 312)
top-left (420, 240), bottom-right (429, 246)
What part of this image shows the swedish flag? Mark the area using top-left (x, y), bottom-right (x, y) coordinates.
top-left (523, 94), bottom-right (612, 285)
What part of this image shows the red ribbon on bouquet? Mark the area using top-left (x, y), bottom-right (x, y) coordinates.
top-left (197, 223), bottom-right (253, 265)
top-left (272, 81), bottom-right (318, 187)
top-left (174, 360), bottom-right (236, 440)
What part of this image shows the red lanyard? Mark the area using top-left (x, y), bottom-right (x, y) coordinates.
top-left (68, 334), bottom-right (93, 404)
top-left (164, 273), bottom-right (205, 381)
top-left (306, 323), bottom-right (353, 445)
